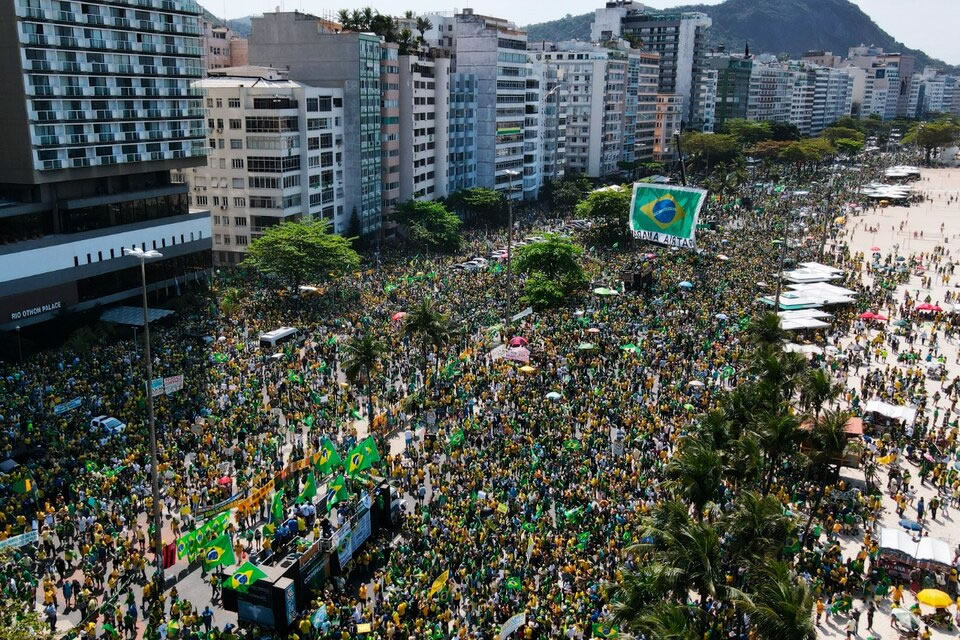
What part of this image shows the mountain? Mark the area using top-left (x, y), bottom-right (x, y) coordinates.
top-left (525, 0), bottom-right (956, 72)
top-left (199, 6), bottom-right (253, 37)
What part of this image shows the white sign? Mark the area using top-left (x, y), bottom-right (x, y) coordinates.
top-left (499, 612), bottom-right (527, 640)
top-left (0, 529), bottom-right (38, 550)
top-left (164, 375), bottom-right (184, 395)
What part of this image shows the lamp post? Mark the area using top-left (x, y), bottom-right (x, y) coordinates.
top-left (124, 246), bottom-right (165, 586)
top-left (502, 169), bottom-right (521, 336)
top-left (15, 326), bottom-right (21, 363)
top-left (673, 130), bottom-right (687, 186)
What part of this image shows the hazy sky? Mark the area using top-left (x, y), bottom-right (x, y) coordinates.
top-left (198, 0), bottom-right (960, 65)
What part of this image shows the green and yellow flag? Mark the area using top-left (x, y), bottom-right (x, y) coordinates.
top-left (315, 438), bottom-right (342, 474)
top-left (176, 531), bottom-right (197, 560)
top-left (325, 474), bottom-right (349, 510)
top-left (592, 623), bottom-right (619, 638)
top-left (227, 561), bottom-right (268, 592)
top-left (202, 533), bottom-right (235, 569)
top-left (299, 472), bottom-right (318, 503)
top-left (629, 183), bottom-right (706, 249)
top-left (11, 476), bottom-right (32, 494)
top-left (271, 490), bottom-right (285, 523)
top-left (345, 436), bottom-right (379, 475)
top-left (448, 429), bottom-right (465, 449)
top-left (427, 570), bottom-right (449, 598)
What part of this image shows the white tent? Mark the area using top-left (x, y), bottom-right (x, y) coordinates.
top-left (879, 527), bottom-right (952, 567)
top-left (864, 400), bottom-right (917, 425)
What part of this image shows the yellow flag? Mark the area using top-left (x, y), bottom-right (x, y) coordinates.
top-left (427, 570), bottom-right (449, 598)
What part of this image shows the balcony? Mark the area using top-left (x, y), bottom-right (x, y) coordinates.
top-left (59, 37), bottom-right (79, 48)
top-left (30, 60), bottom-right (51, 71)
top-left (56, 11), bottom-right (77, 22)
top-left (71, 157), bottom-right (92, 167)
top-left (41, 159), bottom-right (63, 170)
top-left (68, 134), bottom-right (89, 145)
top-left (85, 14), bottom-right (105, 25)
top-left (32, 85), bottom-right (55, 96)
top-left (38, 135), bottom-right (60, 146)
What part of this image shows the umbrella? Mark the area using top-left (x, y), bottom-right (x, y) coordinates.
top-left (891, 608), bottom-right (920, 631)
top-left (519, 365), bottom-right (536, 373)
top-left (892, 319), bottom-right (910, 327)
top-left (620, 344), bottom-right (641, 353)
top-left (898, 518), bottom-right (922, 531)
top-left (688, 380), bottom-right (705, 387)
top-left (577, 342), bottom-right (596, 350)
top-left (717, 254), bottom-right (730, 261)
top-left (870, 246), bottom-right (881, 251)
top-left (916, 303), bottom-right (942, 312)
top-left (218, 476), bottom-right (232, 486)
top-left (715, 313), bottom-right (729, 321)
top-left (508, 336), bottom-right (528, 347)
top-left (586, 327), bottom-right (601, 334)
top-left (592, 287), bottom-right (620, 296)
top-left (916, 589), bottom-right (952, 608)
top-left (896, 256), bottom-right (906, 262)
top-left (391, 311), bottom-right (407, 322)
top-left (678, 281), bottom-right (693, 289)
top-left (545, 392), bottom-right (562, 401)
top-left (859, 312), bottom-right (887, 321)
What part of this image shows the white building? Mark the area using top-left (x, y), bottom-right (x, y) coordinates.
top-left (746, 64), bottom-right (796, 124)
top-left (398, 52), bottom-right (451, 201)
top-left (185, 67), bottom-right (346, 266)
top-left (691, 69), bottom-right (717, 132)
top-left (653, 93), bottom-right (684, 162)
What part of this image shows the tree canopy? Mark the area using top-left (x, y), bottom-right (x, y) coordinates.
top-left (514, 235), bottom-right (587, 308)
top-left (243, 218), bottom-right (360, 289)
top-left (447, 187), bottom-right (505, 225)
top-left (575, 185), bottom-right (632, 242)
top-left (392, 200), bottom-right (463, 252)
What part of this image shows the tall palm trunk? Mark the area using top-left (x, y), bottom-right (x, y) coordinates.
top-left (365, 369), bottom-right (376, 432)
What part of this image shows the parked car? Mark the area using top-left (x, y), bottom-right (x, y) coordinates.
top-left (90, 415), bottom-right (126, 436)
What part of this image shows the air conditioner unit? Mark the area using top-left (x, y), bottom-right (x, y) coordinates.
top-left (221, 205), bottom-right (226, 209)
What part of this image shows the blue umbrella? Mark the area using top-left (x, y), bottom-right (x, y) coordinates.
top-left (679, 281), bottom-right (693, 289)
top-left (899, 518), bottom-right (922, 531)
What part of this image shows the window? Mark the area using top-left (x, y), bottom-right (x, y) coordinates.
top-left (230, 139), bottom-right (242, 149)
top-left (282, 174), bottom-right (300, 188)
top-left (223, 234), bottom-right (230, 244)
top-left (232, 178), bottom-right (244, 188)
top-left (249, 196), bottom-right (276, 208)
top-left (229, 119), bottom-right (242, 129)
top-left (235, 235), bottom-right (248, 246)
top-left (248, 176), bottom-right (280, 189)
top-left (232, 216), bottom-right (247, 227)
top-left (234, 197), bottom-right (246, 207)
top-left (231, 158), bottom-right (244, 169)
top-left (195, 195), bottom-right (208, 205)
top-left (215, 98), bottom-right (222, 108)
top-left (318, 96), bottom-right (332, 111)
top-left (307, 137), bottom-right (319, 150)
top-left (306, 97), bottom-right (318, 112)
top-left (214, 233), bottom-right (221, 243)
top-left (228, 98), bottom-right (240, 108)
top-left (212, 196), bottom-right (220, 206)
top-left (217, 139), bottom-right (224, 149)
top-left (213, 215), bottom-right (221, 225)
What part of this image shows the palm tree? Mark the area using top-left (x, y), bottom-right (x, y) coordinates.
top-left (799, 409), bottom-right (850, 541)
top-left (799, 368), bottom-right (842, 419)
top-left (404, 9), bottom-right (414, 18)
top-left (725, 490), bottom-right (795, 561)
top-left (403, 298), bottom-right (451, 390)
top-left (342, 333), bottom-right (387, 429)
top-left (336, 9), bottom-right (353, 30)
top-left (693, 409), bottom-right (732, 449)
top-left (415, 16), bottom-right (432, 41)
top-left (729, 561), bottom-right (816, 640)
top-left (396, 27), bottom-right (415, 54)
top-left (630, 602), bottom-right (700, 640)
top-left (667, 437), bottom-right (721, 521)
top-left (748, 312), bottom-right (786, 348)
top-left (752, 346), bottom-right (807, 405)
top-left (724, 432), bottom-right (764, 490)
top-left (754, 411), bottom-right (803, 495)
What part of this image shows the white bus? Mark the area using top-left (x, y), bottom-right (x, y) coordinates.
top-left (259, 327), bottom-right (298, 348)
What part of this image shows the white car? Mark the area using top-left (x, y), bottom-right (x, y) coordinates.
top-left (470, 257), bottom-right (489, 267)
top-left (90, 415), bottom-right (126, 436)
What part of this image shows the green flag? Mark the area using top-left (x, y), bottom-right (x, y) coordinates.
top-left (84, 460), bottom-right (99, 473)
top-left (202, 532), bottom-right (235, 569)
top-left (325, 474), bottom-right (349, 510)
top-left (304, 414), bottom-right (315, 428)
top-left (299, 472), bottom-right (318, 502)
top-left (316, 439), bottom-right (342, 474)
top-left (102, 623), bottom-right (119, 638)
top-left (176, 531), bottom-right (196, 560)
top-left (288, 371), bottom-right (302, 384)
top-left (226, 561), bottom-right (268, 592)
top-left (345, 436), bottom-right (379, 475)
top-left (505, 576), bottom-right (522, 591)
top-left (592, 623), bottom-right (619, 638)
top-left (271, 490), bottom-right (285, 523)
top-left (448, 429), bottom-right (465, 449)
top-left (628, 183), bottom-right (706, 249)
top-left (11, 476), bottom-right (32, 494)
top-left (563, 438), bottom-right (581, 451)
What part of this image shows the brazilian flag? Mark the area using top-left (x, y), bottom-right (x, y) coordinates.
top-left (505, 577), bottom-right (522, 591)
top-left (288, 371), bottom-right (302, 384)
top-left (298, 472), bottom-right (318, 503)
top-left (325, 474), bottom-right (349, 510)
top-left (315, 438), bottom-right (342, 474)
top-left (202, 533), bottom-right (236, 569)
top-left (448, 429), bottom-right (465, 449)
top-left (592, 623), bottom-right (619, 638)
top-left (345, 436), bottom-right (379, 475)
top-left (629, 183), bottom-right (706, 247)
top-left (227, 561), bottom-right (267, 592)
top-left (563, 439), bottom-right (581, 451)
top-left (176, 532), bottom-right (196, 560)
top-left (11, 476), bottom-right (32, 494)
top-left (271, 490), bottom-right (285, 524)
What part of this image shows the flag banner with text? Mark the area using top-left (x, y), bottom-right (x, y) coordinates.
top-left (629, 183), bottom-right (707, 249)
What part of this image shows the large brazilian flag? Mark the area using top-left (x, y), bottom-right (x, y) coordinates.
top-left (629, 183), bottom-right (707, 249)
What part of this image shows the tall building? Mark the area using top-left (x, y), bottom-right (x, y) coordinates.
top-left (183, 67), bottom-right (346, 266)
top-left (249, 12), bottom-right (382, 234)
top-left (746, 64), bottom-right (796, 124)
top-left (398, 51), bottom-right (451, 201)
top-left (202, 20), bottom-right (248, 71)
top-left (0, 0), bottom-right (210, 329)
top-left (590, 1), bottom-right (712, 125)
top-left (445, 71), bottom-right (479, 194)
top-left (846, 47), bottom-right (915, 120)
top-left (626, 49), bottom-right (659, 163)
top-left (708, 55), bottom-right (753, 128)
top-left (653, 93), bottom-right (683, 162)
top-left (380, 42), bottom-right (401, 213)
top-left (802, 50), bottom-right (841, 68)
top-left (691, 68), bottom-right (717, 132)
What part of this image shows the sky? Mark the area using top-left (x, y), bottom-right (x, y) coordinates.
top-left (198, 0), bottom-right (960, 66)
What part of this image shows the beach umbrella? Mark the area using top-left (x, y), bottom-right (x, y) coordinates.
top-left (391, 311), bottom-right (407, 322)
top-left (896, 256), bottom-right (906, 262)
top-left (586, 327), bottom-right (601, 334)
top-left (859, 312), bottom-right (887, 321)
top-left (545, 392), bottom-right (562, 401)
top-left (593, 287), bottom-right (620, 296)
top-left (688, 380), bottom-right (705, 388)
top-left (870, 246), bottom-right (881, 251)
top-left (508, 336), bottom-right (528, 347)
top-left (519, 365), bottom-right (537, 374)
top-left (892, 319), bottom-right (910, 327)
top-left (916, 589), bottom-right (952, 608)
top-left (218, 476), bottom-right (232, 486)
top-left (715, 313), bottom-right (729, 321)
top-left (916, 303), bottom-right (942, 312)
top-left (891, 608), bottom-right (920, 631)
top-left (898, 518), bottom-right (922, 531)
top-left (678, 281), bottom-right (693, 289)
top-left (577, 342), bottom-right (596, 351)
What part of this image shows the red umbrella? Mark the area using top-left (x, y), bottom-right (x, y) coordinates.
top-left (916, 303), bottom-right (942, 312)
top-left (218, 476), bottom-right (232, 486)
top-left (509, 336), bottom-right (528, 347)
top-left (860, 312), bottom-right (887, 321)
top-left (391, 311), bottom-right (407, 322)
top-left (870, 246), bottom-right (881, 251)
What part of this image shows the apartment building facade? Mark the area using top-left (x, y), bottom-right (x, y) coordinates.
top-left (0, 0), bottom-right (211, 328)
top-left (183, 68), bottom-right (346, 266)
top-left (202, 20), bottom-right (247, 71)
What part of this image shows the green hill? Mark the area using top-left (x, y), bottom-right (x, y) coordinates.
top-left (525, 0), bottom-right (955, 72)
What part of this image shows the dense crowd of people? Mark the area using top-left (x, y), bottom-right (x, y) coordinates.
top-left (2, 150), bottom-right (960, 640)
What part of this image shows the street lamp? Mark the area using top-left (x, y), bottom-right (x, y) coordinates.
top-left (673, 130), bottom-right (687, 186)
top-left (124, 246), bottom-right (165, 585)
top-left (15, 325), bottom-right (21, 363)
top-left (502, 169), bottom-right (521, 335)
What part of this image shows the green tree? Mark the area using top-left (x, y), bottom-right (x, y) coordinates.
top-left (799, 409), bottom-right (850, 541)
top-left (799, 368), bottom-right (842, 419)
top-left (342, 333), bottom-right (387, 428)
top-left (747, 312), bottom-right (786, 348)
top-left (402, 298), bottom-right (452, 389)
top-left (834, 137), bottom-right (864, 156)
top-left (551, 174), bottom-right (593, 214)
top-left (243, 218), bottom-right (360, 289)
top-left (755, 411), bottom-right (804, 494)
top-left (513, 234), bottom-right (587, 308)
top-left (903, 119), bottom-right (960, 165)
top-left (448, 187), bottom-right (505, 225)
top-left (680, 132), bottom-right (740, 170)
top-left (723, 119), bottom-right (773, 146)
top-left (415, 16), bottom-right (432, 40)
top-left (730, 561), bottom-right (816, 640)
top-left (392, 200), bottom-right (463, 252)
top-left (575, 185), bottom-right (632, 242)
top-left (667, 436), bottom-right (722, 521)
top-left (821, 126), bottom-right (864, 144)
top-left (725, 490), bottom-right (795, 561)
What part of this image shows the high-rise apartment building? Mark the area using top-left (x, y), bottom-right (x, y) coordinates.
top-left (626, 50), bottom-right (659, 163)
top-left (653, 94), bottom-right (683, 162)
top-left (846, 47), bottom-right (915, 120)
top-left (590, 1), bottom-right (712, 125)
top-left (0, 0), bottom-right (211, 329)
top-left (249, 12), bottom-right (382, 234)
top-left (202, 20), bottom-right (247, 71)
top-left (746, 64), bottom-right (797, 124)
top-left (182, 67), bottom-right (346, 266)
top-left (708, 55), bottom-right (753, 128)
top-left (398, 51), bottom-right (451, 201)
top-left (445, 71), bottom-right (479, 194)
top-left (380, 42), bottom-right (401, 213)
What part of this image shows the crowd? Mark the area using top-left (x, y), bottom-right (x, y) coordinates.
top-left (2, 149), bottom-right (960, 640)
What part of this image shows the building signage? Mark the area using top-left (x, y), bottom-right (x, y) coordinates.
top-left (334, 523), bottom-right (353, 568)
top-left (351, 509), bottom-right (372, 553)
top-left (151, 377), bottom-right (164, 397)
top-left (10, 301), bottom-right (61, 321)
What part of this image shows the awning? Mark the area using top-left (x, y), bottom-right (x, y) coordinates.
top-left (100, 306), bottom-right (175, 327)
top-left (879, 527), bottom-right (952, 567)
top-left (864, 400), bottom-right (917, 425)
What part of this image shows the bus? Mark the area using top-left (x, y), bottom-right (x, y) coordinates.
top-left (259, 327), bottom-right (298, 348)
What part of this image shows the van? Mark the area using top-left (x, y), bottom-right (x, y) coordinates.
top-left (259, 327), bottom-right (298, 348)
